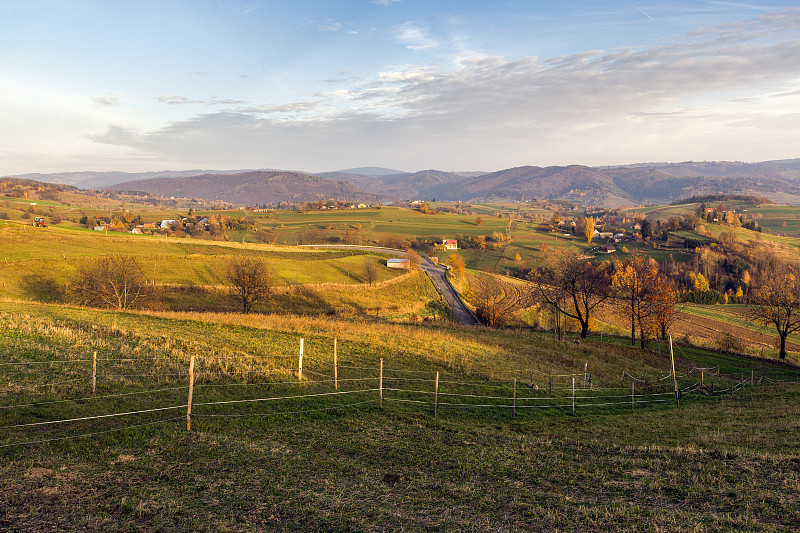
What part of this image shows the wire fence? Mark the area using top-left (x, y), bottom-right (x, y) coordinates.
top-left (2, 338), bottom-right (799, 450)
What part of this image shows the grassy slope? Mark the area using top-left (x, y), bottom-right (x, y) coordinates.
top-left (1, 302), bottom-right (798, 531)
top-left (0, 223), bottom-right (405, 291)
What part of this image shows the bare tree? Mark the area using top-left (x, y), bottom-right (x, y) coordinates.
top-left (474, 286), bottom-right (508, 326)
top-left (363, 261), bottom-right (380, 286)
top-left (227, 256), bottom-right (271, 313)
top-left (748, 262), bottom-right (800, 360)
top-left (532, 252), bottom-right (612, 338)
top-left (70, 255), bottom-right (148, 310)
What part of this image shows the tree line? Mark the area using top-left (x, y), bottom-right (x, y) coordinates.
top-left (451, 248), bottom-right (799, 360)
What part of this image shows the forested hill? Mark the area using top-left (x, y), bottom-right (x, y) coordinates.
top-left (110, 171), bottom-right (398, 205)
top-left (35, 159), bottom-right (800, 207)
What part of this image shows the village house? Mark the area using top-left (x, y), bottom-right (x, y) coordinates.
top-left (442, 239), bottom-right (458, 250)
top-left (598, 245), bottom-right (616, 254)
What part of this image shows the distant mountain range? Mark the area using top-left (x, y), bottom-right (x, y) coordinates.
top-left (12, 159), bottom-right (800, 207)
top-left (109, 171), bottom-right (392, 205)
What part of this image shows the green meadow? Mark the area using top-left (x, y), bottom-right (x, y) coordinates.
top-left (1, 301), bottom-right (798, 531)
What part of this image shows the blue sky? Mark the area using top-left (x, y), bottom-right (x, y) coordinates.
top-left (2, 0), bottom-right (800, 173)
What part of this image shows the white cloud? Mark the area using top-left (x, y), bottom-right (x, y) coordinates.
top-left (86, 8), bottom-right (800, 170)
top-left (156, 95), bottom-right (203, 105)
top-left (91, 92), bottom-right (122, 106)
top-left (396, 22), bottom-right (438, 50)
top-left (234, 3), bottom-right (260, 15)
top-left (318, 19), bottom-right (342, 32)
top-left (372, 0), bottom-right (401, 6)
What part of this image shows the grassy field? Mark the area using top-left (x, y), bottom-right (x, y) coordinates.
top-left (3, 191), bottom-right (800, 529)
top-left (1, 302), bottom-right (799, 531)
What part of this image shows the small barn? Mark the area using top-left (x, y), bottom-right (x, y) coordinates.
top-left (386, 258), bottom-right (410, 269)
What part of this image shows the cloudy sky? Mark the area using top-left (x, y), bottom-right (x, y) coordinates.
top-left (2, 0), bottom-right (800, 174)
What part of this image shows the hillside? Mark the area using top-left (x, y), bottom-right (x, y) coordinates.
top-left (1, 300), bottom-right (799, 531)
top-left (14, 159), bottom-right (800, 207)
top-left (12, 169), bottom-right (272, 189)
top-left (110, 171), bottom-right (398, 205)
top-left (431, 164), bottom-right (800, 206)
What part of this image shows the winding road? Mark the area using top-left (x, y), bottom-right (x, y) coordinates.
top-left (300, 245), bottom-right (481, 326)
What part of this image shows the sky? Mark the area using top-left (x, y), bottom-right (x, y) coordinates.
top-left (2, 0), bottom-right (800, 174)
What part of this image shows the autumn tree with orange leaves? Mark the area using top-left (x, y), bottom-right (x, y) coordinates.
top-left (612, 251), bottom-right (660, 347)
top-left (640, 274), bottom-right (677, 342)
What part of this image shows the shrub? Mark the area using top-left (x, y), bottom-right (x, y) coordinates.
top-left (70, 255), bottom-right (149, 309)
top-left (227, 256), bottom-right (271, 313)
top-left (683, 289), bottom-right (725, 304)
top-left (716, 332), bottom-right (742, 353)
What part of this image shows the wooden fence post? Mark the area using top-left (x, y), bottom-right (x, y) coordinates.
top-left (751, 369), bottom-right (754, 386)
top-left (512, 378), bottom-right (517, 419)
top-left (298, 338), bottom-right (304, 381)
top-left (379, 358), bottom-right (383, 409)
top-left (670, 336), bottom-right (679, 407)
top-left (333, 338), bottom-right (338, 390)
top-left (571, 377), bottom-right (575, 415)
top-left (631, 380), bottom-right (635, 412)
top-left (92, 351), bottom-right (97, 395)
top-left (583, 362), bottom-right (588, 390)
top-left (434, 371), bottom-right (439, 418)
top-left (701, 370), bottom-right (704, 388)
top-left (548, 375), bottom-right (552, 395)
top-left (186, 355), bottom-right (195, 431)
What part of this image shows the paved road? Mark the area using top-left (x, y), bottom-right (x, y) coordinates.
top-left (301, 245), bottom-right (481, 326)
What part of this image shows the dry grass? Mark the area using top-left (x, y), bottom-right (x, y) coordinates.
top-left (1, 300), bottom-right (799, 531)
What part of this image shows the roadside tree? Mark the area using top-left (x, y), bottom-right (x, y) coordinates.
top-left (447, 253), bottom-right (466, 280)
top-left (406, 250), bottom-right (422, 270)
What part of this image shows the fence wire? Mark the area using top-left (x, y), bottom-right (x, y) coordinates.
top-left (2, 351), bottom-right (797, 450)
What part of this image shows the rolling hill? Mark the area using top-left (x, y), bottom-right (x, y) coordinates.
top-left (18, 159), bottom-right (800, 207)
top-left (110, 171), bottom-right (398, 205)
